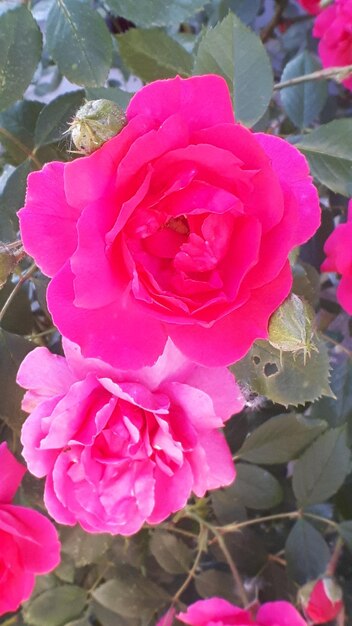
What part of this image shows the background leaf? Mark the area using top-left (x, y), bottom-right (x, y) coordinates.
top-left (23, 585), bottom-right (87, 626)
top-left (35, 91), bottom-right (85, 147)
top-left (149, 530), bottom-right (192, 574)
top-left (118, 28), bottom-right (193, 82)
top-left (46, 0), bottom-right (112, 87)
top-left (296, 119), bottom-right (352, 196)
top-left (292, 427), bottom-right (351, 507)
top-left (285, 519), bottom-right (330, 584)
top-left (238, 413), bottom-right (327, 464)
top-left (280, 51), bottom-right (328, 129)
top-left (104, 0), bottom-right (207, 27)
top-left (231, 463), bottom-right (283, 510)
top-left (193, 13), bottom-right (273, 126)
top-left (0, 3), bottom-right (42, 111)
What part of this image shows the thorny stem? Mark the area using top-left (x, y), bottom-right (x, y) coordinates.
top-left (274, 64), bottom-right (352, 90)
top-left (326, 537), bottom-right (344, 576)
top-left (0, 263), bottom-right (37, 324)
top-left (172, 525), bottom-right (208, 604)
top-left (217, 511), bottom-right (301, 534)
top-left (186, 513), bottom-right (249, 608)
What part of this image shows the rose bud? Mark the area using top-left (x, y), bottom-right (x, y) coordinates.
top-left (299, 578), bottom-right (343, 624)
top-left (268, 293), bottom-right (316, 363)
top-left (68, 99), bottom-right (127, 154)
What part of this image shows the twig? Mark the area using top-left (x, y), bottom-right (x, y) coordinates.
top-left (0, 128), bottom-right (42, 169)
top-left (326, 537), bottom-right (344, 576)
top-left (172, 525), bottom-right (208, 604)
top-left (261, 0), bottom-right (288, 43)
top-left (274, 64), bottom-right (352, 90)
top-left (0, 263), bottom-right (37, 324)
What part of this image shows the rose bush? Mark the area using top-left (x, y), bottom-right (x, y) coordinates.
top-left (175, 598), bottom-right (307, 626)
top-left (19, 74), bottom-right (320, 369)
top-left (0, 443), bottom-right (60, 616)
top-left (321, 200), bottom-right (352, 313)
top-left (314, 0), bottom-right (352, 91)
top-left (17, 339), bottom-right (243, 535)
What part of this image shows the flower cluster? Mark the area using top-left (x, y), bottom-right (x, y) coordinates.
top-left (0, 443), bottom-right (60, 615)
top-left (322, 200), bottom-right (352, 313)
top-left (15, 74), bottom-right (321, 615)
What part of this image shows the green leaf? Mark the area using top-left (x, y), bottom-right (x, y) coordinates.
top-left (211, 485), bottom-right (247, 525)
top-left (0, 330), bottom-right (34, 431)
top-left (85, 87), bottom-right (133, 109)
top-left (238, 413), bottom-right (327, 465)
top-left (292, 427), bottom-right (351, 507)
top-left (0, 100), bottom-right (44, 164)
top-left (193, 13), bottom-right (273, 126)
top-left (92, 573), bottom-right (168, 622)
top-left (0, 3), bottom-right (42, 111)
top-left (219, 0), bottom-right (260, 24)
top-left (0, 159), bottom-right (35, 241)
top-left (339, 521), bottom-right (352, 551)
top-left (149, 530), bottom-right (192, 574)
top-left (233, 338), bottom-right (333, 408)
top-left (60, 526), bottom-right (113, 567)
top-left (280, 52), bottom-right (328, 129)
top-left (35, 90), bottom-right (85, 147)
top-left (46, 0), bottom-right (112, 87)
top-left (195, 570), bottom-right (238, 603)
top-left (23, 585), bottom-right (87, 626)
top-left (285, 519), bottom-right (330, 584)
top-left (296, 119), bottom-right (352, 196)
top-left (310, 355), bottom-right (352, 429)
top-left (105, 0), bottom-right (207, 27)
top-left (118, 28), bottom-right (193, 83)
top-left (231, 463), bottom-right (283, 510)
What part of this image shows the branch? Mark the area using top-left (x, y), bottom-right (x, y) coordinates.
top-left (0, 263), bottom-right (37, 324)
top-left (274, 64), bottom-right (352, 90)
top-left (261, 0), bottom-right (288, 43)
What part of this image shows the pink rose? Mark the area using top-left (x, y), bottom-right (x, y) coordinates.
top-left (177, 598), bottom-right (307, 626)
top-left (321, 200), bottom-right (352, 314)
top-left (19, 75), bottom-right (320, 369)
top-left (297, 0), bottom-right (321, 15)
top-left (314, 0), bottom-right (352, 91)
top-left (17, 339), bottom-right (243, 535)
top-left (0, 442), bottom-right (60, 616)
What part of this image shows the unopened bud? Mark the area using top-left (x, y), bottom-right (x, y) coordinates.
top-left (68, 99), bottom-right (127, 155)
top-left (299, 578), bottom-right (343, 624)
top-left (268, 294), bottom-right (316, 363)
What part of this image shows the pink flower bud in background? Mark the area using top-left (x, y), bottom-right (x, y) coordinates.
top-left (299, 578), bottom-right (343, 624)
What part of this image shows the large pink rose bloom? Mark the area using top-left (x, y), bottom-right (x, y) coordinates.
top-left (19, 75), bottom-right (320, 368)
top-left (17, 340), bottom-right (243, 535)
top-left (176, 598), bottom-right (307, 626)
top-left (297, 0), bottom-right (321, 15)
top-left (314, 0), bottom-right (352, 91)
top-left (0, 443), bottom-right (60, 616)
top-left (321, 200), bottom-right (352, 314)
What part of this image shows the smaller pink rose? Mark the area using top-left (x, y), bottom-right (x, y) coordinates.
top-left (176, 598), bottom-right (307, 626)
top-left (18, 340), bottom-right (243, 535)
top-left (0, 443), bottom-right (61, 616)
top-left (313, 0), bottom-right (352, 91)
top-left (321, 200), bottom-right (352, 314)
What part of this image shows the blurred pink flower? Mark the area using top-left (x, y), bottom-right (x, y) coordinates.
top-left (321, 200), bottom-right (352, 314)
top-left (300, 578), bottom-right (343, 623)
top-left (18, 340), bottom-right (243, 535)
top-left (297, 0), bottom-right (321, 15)
top-left (0, 442), bottom-right (61, 616)
top-left (314, 0), bottom-right (352, 91)
top-left (19, 75), bottom-right (320, 369)
top-left (177, 597), bottom-right (307, 626)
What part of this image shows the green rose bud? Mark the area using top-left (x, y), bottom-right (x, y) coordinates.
top-left (68, 99), bottom-right (127, 155)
